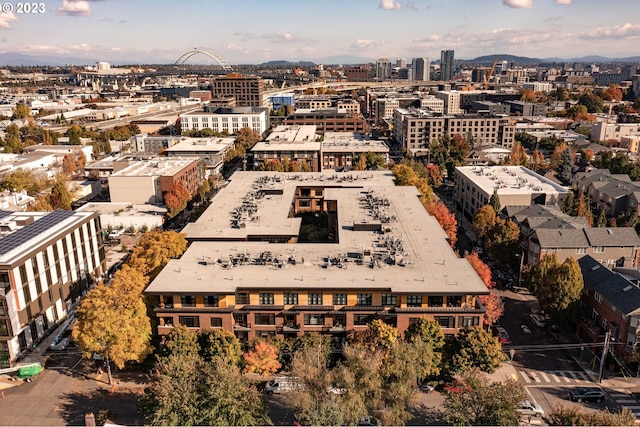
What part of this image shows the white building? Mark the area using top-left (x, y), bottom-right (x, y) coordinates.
top-left (180, 106), bottom-right (268, 136)
top-left (436, 90), bottom-right (463, 115)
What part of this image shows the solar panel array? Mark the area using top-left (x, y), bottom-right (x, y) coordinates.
top-left (0, 210), bottom-right (75, 257)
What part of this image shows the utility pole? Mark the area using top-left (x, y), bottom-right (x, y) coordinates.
top-left (598, 330), bottom-right (611, 383)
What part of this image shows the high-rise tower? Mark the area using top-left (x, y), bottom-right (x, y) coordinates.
top-left (440, 50), bottom-right (454, 81)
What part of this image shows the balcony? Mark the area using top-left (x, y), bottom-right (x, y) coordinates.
top-left (233, 322), bottom-right (252, 332)
top-left (279, 323), bottom-right (300, 333)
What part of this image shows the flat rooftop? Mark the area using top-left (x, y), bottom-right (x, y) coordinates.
top-left (266, 125), bottom-right (318, 143)
top-left (0, 210), bottom-right (95, 266)
top-left (110, 158), bottom-right (198, 178)
top-left (164, 137), bottom-right (236, 154)
top-left (456, 166), bottom-right (569, 196)
top-left (77, 202), bottom-right (167, 217)
top-left (148, 171), bottom-right (488, 295)
top-left (322, 132), bottom-right (389, 153)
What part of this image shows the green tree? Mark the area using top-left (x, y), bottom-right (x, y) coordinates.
top-left (198, 328), bottom-right (243, 365)
top-left (562, 191), bottom-right (575, 216)
top-left (557, 147), bottom-right (574, 184)
top-left (595, 206), bottom-right (607, 227)
top-left (159, 324), bottom-right (200, 358)
top-left (529, 254), bottom-right (584, 318)
top-left (49, 174), bottom-right (72, 210)
top-left (442, 369), bottom-right (526, 426)
top-left (577, 91), bottom-right (604, 113)
top-left (444, 327), bottom-right (506, 374)
top-left (73, 266), bottom-right (152, 384)
top-left (489, 190), bottom-right (501, 213)
top-left (404, 317), bottom-right (445, 378)
top-left (66, 124), bottom-right (81, 145)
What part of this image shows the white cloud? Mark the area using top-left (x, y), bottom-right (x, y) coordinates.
top-left (555, 0), bottom-right (573, 4)
top-left (266, 32), bottom-right (295, 42)
top-left (57, 0), bottom-right (92, 17)
top-left (502, 0), bottom-right (533, 9)
top-left (226, 43), bottom-right (248, 54)
top-left (350, 39), bottom-right (382, 49)
top-left (0, 13), bottom-right (18, 29)
top-left (379, 0), bottom-right (402, 10)
top-left (581, 23), bottom-right (640, 40)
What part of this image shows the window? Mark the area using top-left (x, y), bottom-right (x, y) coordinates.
top-left (283, 293), bottom-right (298, 305)
top-left (407, 295), bottom-right (422, 307)
top-left (235, 293), bottom-right (250, 304)
top-left (354, 314), bottom-right (373, 326)
top-left (161, 317), bottom-right (174, 326)
top-left (434, 316), bottom-right (455, 328)
top-left (259, 293), bottom-right (274, 305)
top-left (181, 295), bottom-right (196, 307)
top-left (308, 293), bottom-right (323, 305)
top-left (204, 295), bottom-right (219, 307)
top-left (178, 316), bottom-right (200, 328)
top-left (304, 314), bottom-right (325, 326)
top-left (333, 293), bottom-right (347, 305)
top-left (576, 248), bottom-right (587, 254)
top-left (593, 246), bottom-right (605, 253)
top-left (594, 292), bottom-right (603, 303)
top-left (428, 296), bottom-right (444, 307)
top-left (255, 313), bottom-right (275, 325)
top-left (23, 285), bottom-right (31, 304)
top-left (447, 296), bottom-right (463, 307)
top-left (381, 294), bottom-right (397, 306)
top-left (460, 316), bottom-right (479, 327)
top-left (357, 293), bottom-right (372, 306)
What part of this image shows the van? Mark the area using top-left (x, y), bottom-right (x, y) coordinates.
top-left (108, 229), bottom-right (125, 239)
top-left (265, 376), bottom-right (303, 394)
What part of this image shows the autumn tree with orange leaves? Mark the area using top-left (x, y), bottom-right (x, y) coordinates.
top-left (244, 340), bottom-right (281, 376)
top-left (466, 252), bottom-right (504, 325)
top-left (427, 200), bottom-right (458, 247)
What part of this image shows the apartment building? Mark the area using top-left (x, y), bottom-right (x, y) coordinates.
top-left (145, 171), bottom-right (489, 342)
top-left (251, 125), bottom-right (321, 172)
top-left (321, 132), bottom-right (389, 171)
top-left (591, 122), bottom-right (640, 143)
top-left (284, 108), bottom-right (368, 134)
top-left (164, 137), bottom-right (236, 175)
top-left (211, 73), bottom-right (266, 107)
top-left (436, 91), bottom-right (463, 115)
top-left (392, 108), bottom-right (516, 155)
top-left (0, 210), bottom-right (106, 365)
top-left (179, 106), bottom-right (269, 135)
top-left (453, 166), bottom-right (569, 219)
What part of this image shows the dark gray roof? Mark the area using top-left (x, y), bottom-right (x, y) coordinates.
top-left (597, 181), bottom-right (639, 199)
top-left (0, 210), bottom-right (74, 257)
top-left (533, 228), bottom-right (590, 248)
top-left (579, 255), bottom-right (640, 316)
top-left (584, 227), bottom-right (640, 248)
top-left (526, 217), bottom-right (583, 230)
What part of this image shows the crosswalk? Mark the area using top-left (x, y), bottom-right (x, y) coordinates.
top-left (609, 392), bottom-right (640, 419)
top-left (519, 370), bottom-right (592, 385)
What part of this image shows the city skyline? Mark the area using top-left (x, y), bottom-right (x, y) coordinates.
top-left (0, 0), bottom-right (637, 65)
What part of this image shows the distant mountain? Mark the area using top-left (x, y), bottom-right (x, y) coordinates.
top-left (465, 54), bottom-right (640, 65)
top-left (315, 55), bottom-right (376, 65)
top-left (260, 60), bottom-right (316, 67)
top-left (0, 53), bottom-right (97, 66)
top-left (465, 54), bottom-right (542, 65)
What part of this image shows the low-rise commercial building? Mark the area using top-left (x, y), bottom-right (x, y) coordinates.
top-left (180, 106), bottom-right (269, 135)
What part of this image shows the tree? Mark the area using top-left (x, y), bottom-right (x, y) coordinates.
top-left (49, 175), bottom-right (72, 210)
top-left (577, 91), bottom-right (604, 114)
top-left (595, 206), bottom-right (607, 227)
top-left (479, 292), bottom-right (504, 326)
top-left (425, 163), bottom-right (444, 187)
top-left (489, 190), bottom-right (501, 213)
top-left (546, 406), bottom-right (636, 426)
top-left (466, 252), bottom-right (492, 288)
top-left (472, 205), bottom-right (496, 240)
top-left (529, 254), bottom-right (584, 318)
top-left (444, 327), bottom-right (506, 374)
top-left (0, 169), bottom-right (46, 194)
top-left (12, 104), bottom-right (31, 119)
top-left (562, 191), bottom-right (575, 216)
top-left (600, 85), bottom-right (623, 102)
top-left (66, 124), bottom-right (81, 145)
top-left (426, 201), bottom-right (457, 247)
top-left (520, 88), bottom-right (536, 103)
top-left (442, 369), bottom-right (526, 426)
top-left (198, 328), bottom-right (243, 366)
top-left (72, 266), bottom-right (152, 384)
top-left (159, 324), bottom-right (200, 358)
top-left (243, 340), bottom-right (281, 376)
top-left (62, 153), bottom-right (77, 176)
top-left (163, 180), bottom-right (191, 218)
top-left (505, 142), bottom-right (528, 167)
top-left (556, 147), bottom-right (574, 184)
top-left (404, 317), bottom-right (445, 378)
top-left (128, 230), bottom-right (188, 279)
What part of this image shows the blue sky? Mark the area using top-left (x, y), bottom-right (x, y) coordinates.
top-left (0, 0), bottom-right (637, 64)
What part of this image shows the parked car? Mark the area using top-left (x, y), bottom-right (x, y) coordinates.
top-left (492, 326), bottom-right (511, 345)
top-left (107, 229), bottom-right (125, 240)
top-left (518, 400), bottom-right (544, 417)
top-left (568, 387), bottom-right (605, 403)
top-left (530, 314), bottom-right (547, 328)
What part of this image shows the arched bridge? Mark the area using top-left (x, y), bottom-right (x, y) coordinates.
top-left (174, 48), bottom-right (233, 71)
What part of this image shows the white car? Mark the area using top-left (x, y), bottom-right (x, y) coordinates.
top-left (518, 400), bottom-right (544, 417)
top-left (529, 314), bottom-right (547, 328)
